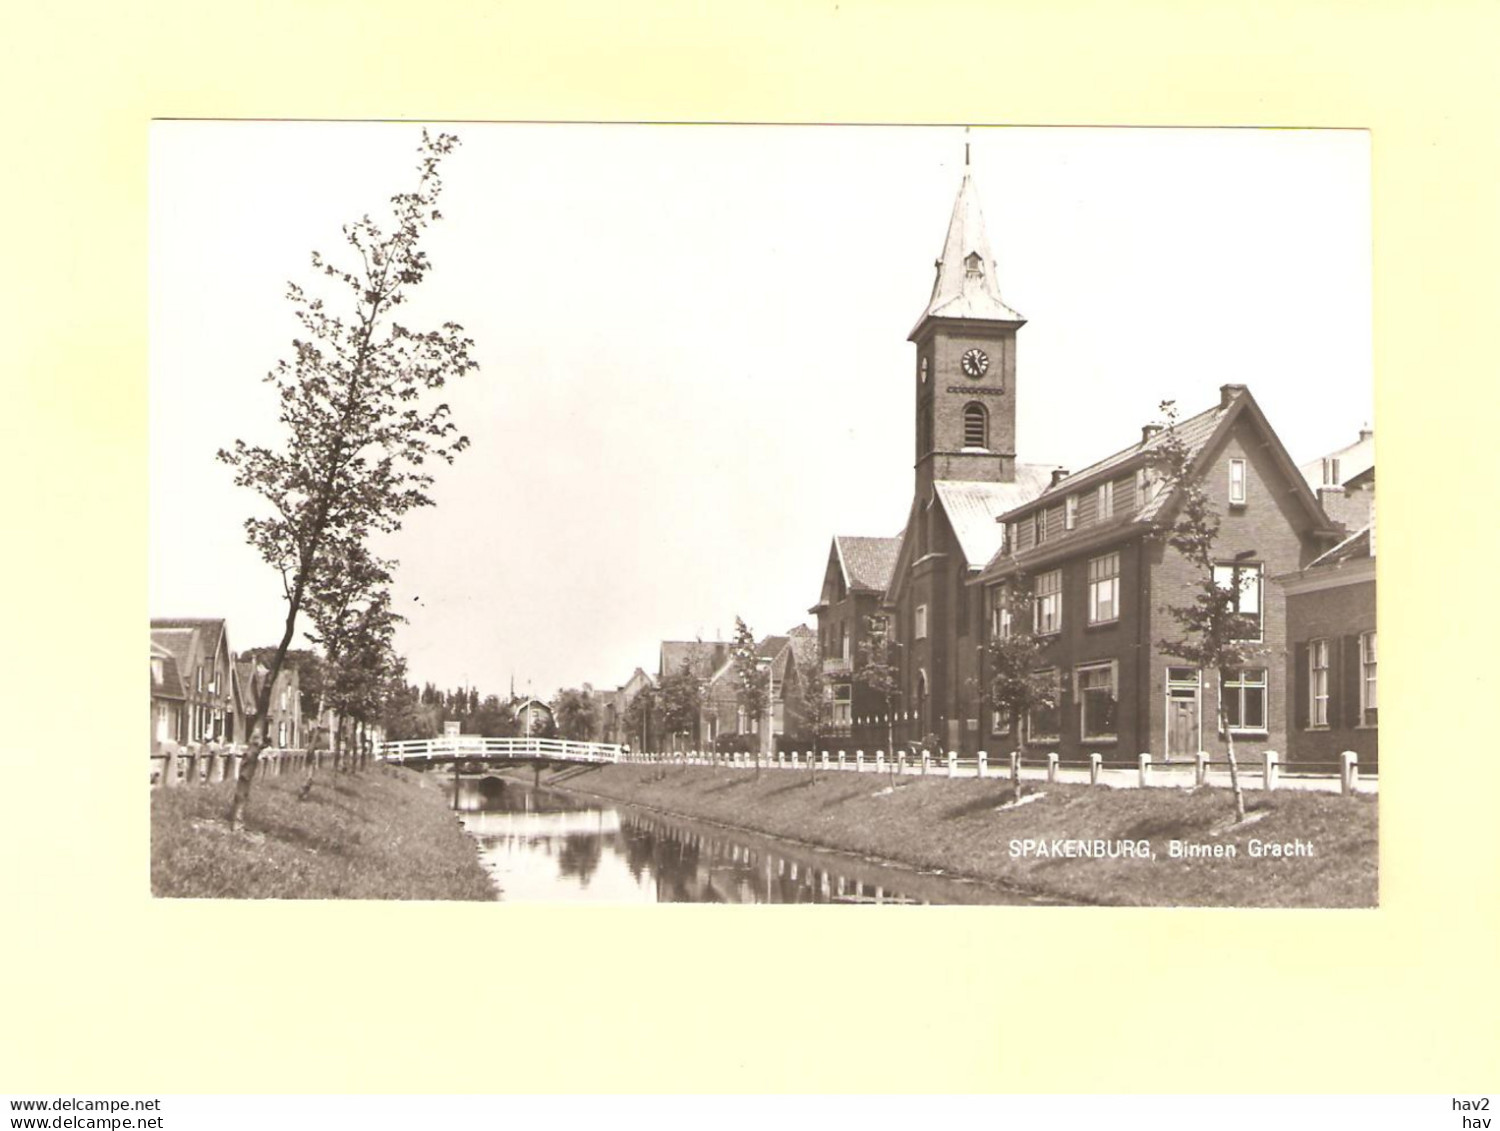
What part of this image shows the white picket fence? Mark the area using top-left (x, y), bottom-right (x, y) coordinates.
top-left (617, 747), bottom-right (1375, 795)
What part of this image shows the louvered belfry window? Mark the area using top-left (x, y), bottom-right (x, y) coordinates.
top-left (963, 402), bottom-right (987, 448)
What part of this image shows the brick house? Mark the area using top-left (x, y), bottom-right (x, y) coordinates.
top-left (150, 618), bottom-right (237, 745)
top-left (975, 385), bottom-right (1341, 762)
top-left (656, 640), bottom-right (729, 750)
top-left (700, 628), bottom-right (818, 753)
top-left (601, 667), bottom-right (654, 749)
top-left (808, 535), bottom-right (901, 746)
top-left (1276, 465), bottom-right (1376, 768)
top-left (233, 657), bottom-right (303, 748)
top-left (1299, 426), bottom-right (1374, 532)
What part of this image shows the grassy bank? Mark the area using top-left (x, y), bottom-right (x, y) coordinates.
top-left (534, 764), bottom-right (1377, 907)
top-left (151, 768), bottom-right (495, 900)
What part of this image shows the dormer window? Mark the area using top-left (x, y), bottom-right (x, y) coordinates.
top-left (964, 251), bottom-right (984, 278)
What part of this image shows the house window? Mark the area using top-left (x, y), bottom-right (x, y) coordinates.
top-left (963, 402), bottom-right (987, 448)
top-left (915, 604), bottom-right (928, 640)
top-left (151, 658), bottom-right (163, 685)
top-left (1361, 631), bottom-right (1377, 726)
top-left (1221, 668), bottom-right (1268, 734)
top-left (1065, 494), bottom-right (1078, 530)
top-left (1087, 552), bottom-right (1120, 624)
top-left (196, 666), bottom-right (203, 692)
top-left (1212, 562), bottom-right (1263, 640)
top-left (1229, 458), bottom-right (1247, 506)
top-left (831, 683), bottom-right (852, 727)
top-left (991, 706), bottom-right (1011, 736)
top-left (1098, 480), bottom-right (1114, 520)
top-left (988, 585), bottom-right (1012, 639)
top-left (1076, 661), bottom-right (1118, 742)
top-left (1034, 569), bottom-right (1062, 635)
top-left (1309, 638), bottom-right (1330, 727)
top-left (1034, 509), bottom-right (1047, 545)
top-left (1027, 669), bottom-right (1060, 744)
top-left (1135, 467), bottom-right (1156, 510)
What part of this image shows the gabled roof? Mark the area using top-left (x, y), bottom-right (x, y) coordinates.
top-left (659, 640), bottom-right (728, 681)
top-left (910, 169), bottom-right (1024, 339)
top-left (150, 641), bottom-right (184, 700)
top-left (1031, 400), bottom-right (1228, 515)
top-left (834, 535), bottom-right (902, 593)
top-left (932, 467), bottom-right (1054, 568)
top-left (150, 618), bottom-right (227, 662)
top-left (785, 624), bottom-right (818, 668)
top-left (979, 386), bottom-right (1340, 581)
top-left (1307, 524), bottom-right (1372, 568)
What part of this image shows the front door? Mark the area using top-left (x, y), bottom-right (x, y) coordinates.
top-left (1165, 667), bottom-right (1201, 761)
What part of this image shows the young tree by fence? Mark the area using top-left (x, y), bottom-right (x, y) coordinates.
top-left (218, 131), bottom-right (477, 828)
top-left (854, 614), bottom-right (901, 760)
top-left (1148, 399), bottom-right (1261, 823)
top-left (623, 684), bottom-right (657, 753)
top-left (731, 618), bottom-right (768, 772)
top-left (984, 575), bottom-right (1058, 800)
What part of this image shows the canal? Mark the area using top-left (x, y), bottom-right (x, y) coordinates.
top-left (452, 774), bottom-right (1045, 904)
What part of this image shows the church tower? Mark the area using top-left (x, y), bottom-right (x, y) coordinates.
top-left (908, 162), bottom-right (1024, 500)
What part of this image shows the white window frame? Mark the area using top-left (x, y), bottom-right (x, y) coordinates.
top-left (990, 705), bottom-right (1011, 736)
top-left (1064, 493), bottom-right (1078, 530)
top-left (1221, 667), bottom-right (1269, 735)
top-left (1309, 638), bottom-right (1330, 728)
top-left (1228, 457), bottom-right (1247, 506)
top-left (1087, 552), bottom-right (1120, 625)
top-left (1213, 562), bottom-right (1263, 642)
top-left (915, 604), bottom-right (928, 640)
top-left (1026, 669), bottom-right (1060, 744)
top-left (1033, 569), bottom-right (1062, 636)
top-left (1098, 480), bottom-right (1114, 520)
top-left (1360, 631), bottom-right (1377, 727)
top-left (1075, 660), bottom-right (1119, 743)
top-left (1035, 509), bottom-right (1047, 545)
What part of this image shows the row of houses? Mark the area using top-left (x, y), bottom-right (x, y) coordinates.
top-left (581, 167), bottom-right (1376, 771)
top-left (589, 628), bottom-right (820, 755)
top-left (803, 165), bottom-right (1376, 768)
top-left (149, 617), bottom-right (304, 756)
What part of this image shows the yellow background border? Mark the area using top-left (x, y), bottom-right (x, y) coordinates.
top-left (3, 0), bottom-right (1497, 1093)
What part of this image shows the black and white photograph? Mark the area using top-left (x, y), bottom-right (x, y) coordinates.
top-left (149, 122), bottom-right (1376, 906)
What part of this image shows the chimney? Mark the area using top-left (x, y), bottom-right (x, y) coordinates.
top-left (1220, 383), bottom-right (1247, 408)
top-left (1141, 423), bottom-right (1163, 445)
top-left (1050, 468), bottom-right (1070, 488)
top-left (1359, 424), bottom-right (1373, 442)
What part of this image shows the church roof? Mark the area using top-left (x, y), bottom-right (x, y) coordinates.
top-left (932, 467), bottom-right (1054, 568)
top-left (909, 169), bottom-right (1024, 340)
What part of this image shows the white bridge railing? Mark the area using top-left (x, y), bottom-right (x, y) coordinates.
top-left (376, 736), bottom-right (625, 764)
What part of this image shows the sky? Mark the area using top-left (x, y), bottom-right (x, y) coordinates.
top-left (150, 123), bottom-right (1371, 700)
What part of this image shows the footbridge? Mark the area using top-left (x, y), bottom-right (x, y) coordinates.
top-left (376, 736), bottom-right (624, 770)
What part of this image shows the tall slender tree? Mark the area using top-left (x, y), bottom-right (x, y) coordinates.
top-left (984, 575), bottom-right (1058, 800)
top-left (853, 614), bottom-right (901, 759)
top-left (1147, 400), bottom-right (1261, 822)
top-left (730, 618), bottom-right (769, 773)
top-left (219, 131), bottom-right (476, 827)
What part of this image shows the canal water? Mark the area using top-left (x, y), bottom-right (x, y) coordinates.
top-left (451, 775), bottom-right (1043, 904)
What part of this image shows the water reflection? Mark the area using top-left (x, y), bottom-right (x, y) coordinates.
top-left (452, 775), bottom-right (1033, 905)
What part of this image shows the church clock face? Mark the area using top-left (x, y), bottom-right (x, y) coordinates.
top-left (961, 348), bottom-right (990, 379)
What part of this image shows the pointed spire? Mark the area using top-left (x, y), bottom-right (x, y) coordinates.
top-left (909, 156), bottom-right (1024, 340)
